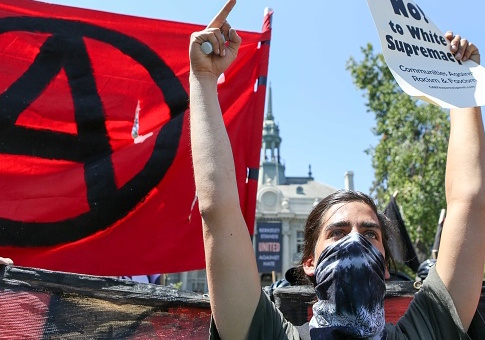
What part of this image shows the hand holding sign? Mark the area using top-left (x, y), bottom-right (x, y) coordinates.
top-left (446, 31), bottom-right (480, 65)
top-left (368, 0), bottom-right (485, 108)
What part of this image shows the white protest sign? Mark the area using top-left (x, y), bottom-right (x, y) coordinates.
top-left (367, 0), bottom-right (485, 108)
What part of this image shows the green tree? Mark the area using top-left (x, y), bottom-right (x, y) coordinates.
top-left (347, 44), bottom-right (449, 258)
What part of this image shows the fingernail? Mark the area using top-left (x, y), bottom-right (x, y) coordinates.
top-left (222, 48), bottom-right (226, 57)
top-left (455, 52), bottom-right (461, 59)
top-left (451, 44), bottom-right (457, 50)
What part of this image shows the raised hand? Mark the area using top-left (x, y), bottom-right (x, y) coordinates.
top-left (189, 0), bottom-right (241, 76)
top-left (445, 31), bottom-right (480, 64)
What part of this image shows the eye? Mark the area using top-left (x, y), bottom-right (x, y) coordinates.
top-left (329, 229), bottom-right (346, 240)
top-left (364, 230), bottom-right (379, 240)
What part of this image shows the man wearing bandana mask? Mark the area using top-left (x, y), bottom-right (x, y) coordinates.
top-left (189, 1), bottom-right (485, 339)
top-left (301, 191), bottom-right (392, 339)
top-left (309, 233), bottom-right (387, 339)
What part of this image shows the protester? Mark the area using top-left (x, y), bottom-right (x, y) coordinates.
top-left (189, 1), bottom-right (485, 338)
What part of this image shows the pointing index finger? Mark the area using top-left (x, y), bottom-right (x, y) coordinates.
top-left (207, 0), bottom-right (236, 29)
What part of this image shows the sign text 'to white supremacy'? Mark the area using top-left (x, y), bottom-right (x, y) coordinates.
top-left (368, 0), bottom-right (485, 108)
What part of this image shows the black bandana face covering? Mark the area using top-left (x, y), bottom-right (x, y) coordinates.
top-left (309, 232), bottom-right (387, 340)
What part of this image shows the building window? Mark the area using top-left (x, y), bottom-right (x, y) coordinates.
top-left (190, 270), bottom-right (208, 293)
top-left (192, 280), bottom-right (207, 293)
top-left (297, 230), bottom-right (304, 253)
top-left (293, 230), bottom-right (304, 263)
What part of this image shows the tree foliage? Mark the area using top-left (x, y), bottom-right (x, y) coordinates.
top-left (347, 44), bottom-right (449, 256)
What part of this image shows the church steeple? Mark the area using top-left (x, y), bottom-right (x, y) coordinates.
top-left (266, 85), bottom-right (274, 121)
top-left (259, 84), bottom-right (286, 185)
top-left (261, 84), bottom-right (281, 164)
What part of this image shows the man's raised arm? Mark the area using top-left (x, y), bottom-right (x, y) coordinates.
top-left (189, 1), bottom-right (261, 338)
top-left (436, 31), bottom-right (485, 330)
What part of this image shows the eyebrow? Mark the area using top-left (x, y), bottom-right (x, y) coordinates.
top-left (323, 220), bottom-right (381, 232)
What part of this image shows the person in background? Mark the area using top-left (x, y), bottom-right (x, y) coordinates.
top-left (189, 1), bottom-right (485, 338)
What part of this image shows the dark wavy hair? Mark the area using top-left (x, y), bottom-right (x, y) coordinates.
top-left (297, 190), bottom-right (398, 285)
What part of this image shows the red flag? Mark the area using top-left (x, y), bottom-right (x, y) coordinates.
top-left (0, 0), bottom-right (272, 275)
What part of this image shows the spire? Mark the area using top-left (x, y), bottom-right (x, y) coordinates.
top-left (266, 83), bottom-right (274, 121)
top-left (259, 83), bottom-right (286, 185)
top-left (261, 83), bottom-right (281, 163)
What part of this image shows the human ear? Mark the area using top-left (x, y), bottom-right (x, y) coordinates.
top-left (302, 257), bottom-right (315, 277)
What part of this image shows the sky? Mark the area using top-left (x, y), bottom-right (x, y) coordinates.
top-left (40, 0), bottom-right (485, 194)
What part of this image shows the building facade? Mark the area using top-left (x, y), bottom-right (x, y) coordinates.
top-left (254, 86), bottom-right (343, 284)
top-left (166, 86), bottom-right (354, 292)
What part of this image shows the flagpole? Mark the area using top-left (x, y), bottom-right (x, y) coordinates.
top-left (431, 209), bottom-right (446, 259)
top-left (243, 8), bottom-right (273, 235)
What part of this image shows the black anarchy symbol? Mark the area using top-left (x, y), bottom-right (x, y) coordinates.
top-left (0, 17), bottom-right (188, 246)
